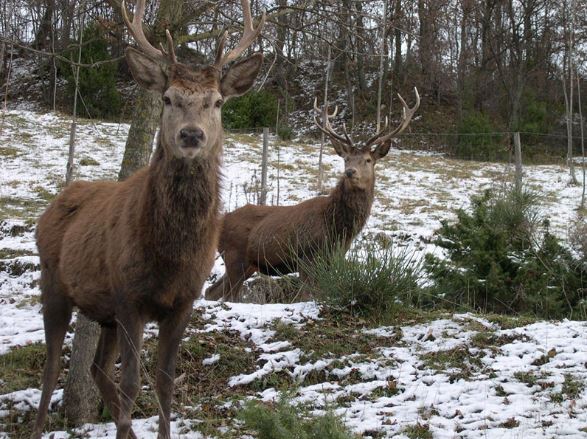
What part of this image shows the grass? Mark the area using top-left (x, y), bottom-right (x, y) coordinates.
top-left (0, 196), bottom-right (48, 221)
top-left (513, 371), bottom-right (541, 387)
top-left (420, 345), bottom-right (485, 382)
top-left (79, 157), bottom-right (100, 166)
top-left (0, 248), bottom-right (35, 259)
top-left (469, 331), bottom-right (530, 351)
top-left (484, 314), bottom-right (539, 329)
top-left (0, 146), bottom-right (21, 157)
top-left (550, 374), bottom-right (585, 403)
top-left (402, 423), bottom-right (433, 439)
top-left (0, 343), bottom-right (46, 394)
top-left (270, 309), bottom-right (401, 362)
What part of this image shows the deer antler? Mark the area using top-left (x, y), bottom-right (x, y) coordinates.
top-left (313, 98), bottom-right (355, 149)
top-left (213, 0), bottom-right (266, 70)
top-left (122, 0), bottom-right (177, 64)
top-left (363, 87), bottom-right (420, 150)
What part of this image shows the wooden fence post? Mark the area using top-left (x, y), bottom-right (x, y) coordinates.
top-left (260, 127), bottom-right (269, 205)
top-left (514, 131), bottom-right (523, 191)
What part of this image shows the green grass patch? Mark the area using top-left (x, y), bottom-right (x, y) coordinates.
top-left (270, 310), bottom-right (401, 362)
top-left (0, 248), bottom-right (35, 259)
top-left (402, 422), bottom-right (433, 439)
top-left (484, 314), bottom-right (539, 329)
top-left (79, 157), bottom-right (100, 166)
top-left (420, 345), bottom-right (485, 382)
top-left (0, 146), bottom-right (20, 157)
top-left (0, 343), bottom-right (46, 394)
top-left (0, 196), bottom-right (48, 221)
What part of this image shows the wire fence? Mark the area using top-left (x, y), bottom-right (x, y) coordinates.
top-left (225, 127), bottom-right (585, 165)
top-left (397, 131), bottom-right (586, 164)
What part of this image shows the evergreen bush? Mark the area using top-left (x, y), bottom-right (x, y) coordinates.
top-left (239, 397), bottom-right (358, 439)
top-left (277, 124), bottom-right (294, 140)
top-left (61, 22), bottom-right (122, 119)
top-left (298, 239), bottom-right (423, 320)
top-left (222, 90), bottom-right (277, 130)
top-left (424, 187), bottom-right (587, 319)
top-left (456, 111), bottom-right (505, 161)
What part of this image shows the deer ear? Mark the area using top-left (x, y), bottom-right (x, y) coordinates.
top-left (126, 47), bottom-right (167, 93)
top-left (220, 53), bottom-right (263, 99)
top-left (372, 139), bottom-right (392, 160)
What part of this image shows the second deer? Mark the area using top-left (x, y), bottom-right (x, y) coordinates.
top-left (206, 89), bottom-right (420, 302)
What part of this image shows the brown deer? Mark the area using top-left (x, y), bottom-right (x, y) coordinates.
top-left (205, 89), bottom-right (420, 302)
top-left (31, 1), bottom-right (265, 438)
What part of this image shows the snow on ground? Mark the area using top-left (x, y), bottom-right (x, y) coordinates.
top-left (1, 109), bottom-right (587, 437)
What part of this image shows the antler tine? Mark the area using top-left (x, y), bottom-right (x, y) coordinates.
top-left (365, 87), bottom-right (420, 149)
top-left (342, 123), bottom-right (355, 148)
top-left (363, 116), bottom-right (390, 149)
top-left (313, 97), bottom-right (352, 145)
top-left (122, 0), bottom-right (174, 64)
top-left (214, 0), bottom-right (266, 70)
top-left (159, 29), bottom-right (177, 64)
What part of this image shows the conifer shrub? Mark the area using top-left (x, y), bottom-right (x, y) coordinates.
top-left (222, 90), bottom-right (277, 130)
top-left (61, 22), bottom-right (122, 119)
top-left (298, 239), bottom-right (423, 320)
top-left (424, 187), bottom-right (587, 319)
top-left (277, 124), bottom-right (294, 140)
top-left (239, 397), bottom-right (358, 439)
top-left (456, 111), bottom-right (505, 161)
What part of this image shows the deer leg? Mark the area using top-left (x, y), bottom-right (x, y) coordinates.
top-left (206, 259), bottom-right (256, 302)
top-left (91, 326), bottom-right (138, 439)
top-left (155, 304), bottom-right (192, 439)
top-left (31, 291), bottom-right (73, 439)
top-left (115, 309), bottom-right (144, 439)
top-left (224, 264), bottom-right (256, 302)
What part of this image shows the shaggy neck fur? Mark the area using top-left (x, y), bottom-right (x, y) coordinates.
top-left (141, 139), bottom-right (221, 265)
top-left (325, 176), bottom-right (374, 246)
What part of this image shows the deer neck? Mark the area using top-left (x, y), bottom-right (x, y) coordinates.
top-left (142, 139), bottom-right (221, 256)
top-left (327, 177), bottom-right (374, 242)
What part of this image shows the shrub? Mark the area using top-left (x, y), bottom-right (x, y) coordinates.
top-left (61, 22), bottom-right (122, 119)
top-left (239, 397), bottom-right (358, 439)
top-left (299, 239), bottom-right (423, 320)
top-left (277, 124), bottom-right (294, 140)
top-left (222, 90), bottom-right (277, 130)
top-left (425, 187), bottom-right (587, 318)
top-left (456, 111), bottom-right (505, 161)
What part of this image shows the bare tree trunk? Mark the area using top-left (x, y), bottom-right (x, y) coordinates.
top-left (376, 0), bottom-right (388, 131)
top-left (63, 6), bottom-right (102, 424)
top-left (566, 0), bottom-right (578, 184)
top-left (259, 127), bottom-right (269, 206)
top-left (318, 45), bottom-right (331, 194)
top-left (276, 100), bottom-right (280, 206)
top-left (118, 89), bottom-right (161, 180)
top-left (514, 132), bottom-right (522, 192)
top-left (577, 73), bottom-right (585, 209)
top-left (63, 314), bottom-right (101, 423)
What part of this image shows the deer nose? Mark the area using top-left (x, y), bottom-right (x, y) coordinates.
top-left (345, 168), bottom-right (356, 178)
top-left (180, 128), bottom-right (205, 146)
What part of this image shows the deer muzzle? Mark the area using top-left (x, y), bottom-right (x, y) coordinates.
top-left (179, 127), bottom-right (205, 149)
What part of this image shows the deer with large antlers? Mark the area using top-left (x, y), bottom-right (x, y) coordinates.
top-left (206, 89), bottom-right (420, 302)
top-left (31, 1), bottom-right (264, 438)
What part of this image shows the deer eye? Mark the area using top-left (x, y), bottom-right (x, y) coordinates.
top-left (163, 96), bottom-right (171, 106)
top-left (215, 99), bottom-right (224, 108)
top-left (366, 158), bottom-right (372, 164)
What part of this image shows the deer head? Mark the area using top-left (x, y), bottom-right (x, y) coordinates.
top-left (122, 0), bottom-right (265, 160)
top-left (314, 88), bottom-right (420, 190)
